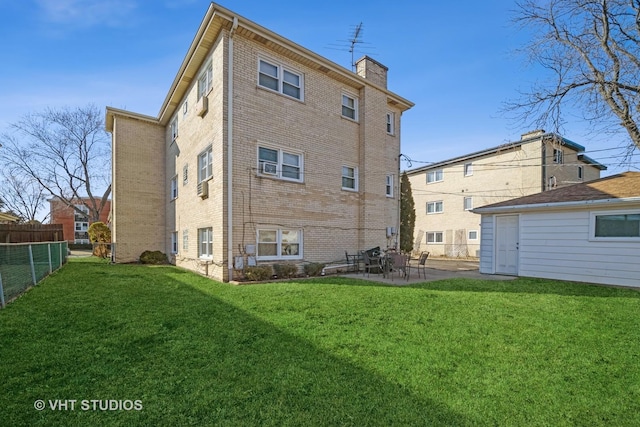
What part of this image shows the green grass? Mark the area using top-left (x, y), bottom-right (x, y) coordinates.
top-left (1, 258), bottom-right (639, 426)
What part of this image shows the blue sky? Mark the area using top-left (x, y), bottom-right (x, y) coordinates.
top-left (0, 0), bottom-right (636, 175)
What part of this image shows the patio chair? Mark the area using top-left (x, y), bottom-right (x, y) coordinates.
top-left (345, 251), bottom-right (361, 272)
top-left (389, 252), bottom-right (408, 281)
top-left (406, 251), bottom-right (429, 280)
top-left (361, 249), bottom-right (382, 277)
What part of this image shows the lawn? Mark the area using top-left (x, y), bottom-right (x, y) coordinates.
top-left (1, 258), bottom-right (639, 426)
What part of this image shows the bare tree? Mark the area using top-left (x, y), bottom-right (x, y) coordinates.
top-left (508, 0), bottom-right (640, 155)
top-left (0, 104), bottom-right (111, 222)
top-left (0, 172), bottom-right (49, 222)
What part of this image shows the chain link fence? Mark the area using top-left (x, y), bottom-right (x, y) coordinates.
top-left (0, 241), bottom-right (68, 308)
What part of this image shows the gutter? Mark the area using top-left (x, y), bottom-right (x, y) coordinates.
top-left (472, 197), bottom-right (640, 215)
top-left (227, 16), bottom-right (238, 282)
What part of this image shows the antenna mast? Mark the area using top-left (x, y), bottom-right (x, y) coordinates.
top-left (349, 22), bottom-right (363, 71)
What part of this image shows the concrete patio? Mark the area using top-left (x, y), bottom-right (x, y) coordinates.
top-left (339, 258), bottom-right (516, 285)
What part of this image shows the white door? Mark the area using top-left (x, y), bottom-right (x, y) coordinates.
top-left (495, 215), bottom-right (519, 275)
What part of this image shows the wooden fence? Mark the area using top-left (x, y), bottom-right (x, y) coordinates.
top-left (0, 224), bottom-right (64, 243)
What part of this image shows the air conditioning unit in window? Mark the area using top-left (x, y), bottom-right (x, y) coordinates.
top-left (197, 180), bottom-right (209, 198)
top-left (260, 161), bottom-right (277, 176)
top-left (196, 95), bottom-right (208, 117)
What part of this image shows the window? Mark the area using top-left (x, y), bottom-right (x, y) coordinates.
top-left (578, 166), bottom-right (583, 180)
top-left (170, 117), bottom-right (178, 141)
top-left (198, 62), bottom-right (213, 100)
top-left (386, 112), bottom-right (395, 135)
top-left (591, 211), bottom-right (640, 240)
top-left (74, 204), bottom-right (89, 221)
top-left (75, 222), bottom-right (88, 232)
top-left (463, 197), bottom-right (473, 211)
top-left (170, 175), bottom-right (178, 200)
top-left (182, 100), bottom-right (188, 116)
top-left (198, 147), bottom-right (213, 183)
top-left (257, 228), bottom-right (302, 260)
top-left (342, 166), bottom-right (357, 190)
top-left (427, 169), bottom-right (443, 183)
top-left (464, 162), bottom-right (473, 176)
top-left (183, 164), bottom-right (188, 186)
top-left (548, 176), bottom-right (557, 189)
top-left (427, 201), bottom-right (443, 214)
top-left (341, 93), bottom-right (358, 120)
top-left (468, 230), bottom-right (478, 240)
top-left (258, 146), bottom-right (303, 182)
top-left (553, 148), bottom-right (564, 164)
top-left (386, 174), bottom-right (394, 197)
top-left (426, 232), bottom-right (444, 243)
top-left (198, 227), bottom-right (213, 258)
top-left (182, 229), bottom-right (189, 251)
top-left (171, 232), bottom-right (178, 254)
top-left (258, 59), bottom-right (303, 100)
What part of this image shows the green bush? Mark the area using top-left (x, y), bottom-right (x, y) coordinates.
top-left (139, 250), bottom-right (168, 265)
top-left (245, 266), bottom-right (273, 281)
top-left (304, 262), bottom-right (325, 276)
top-left (273, 263), bottom-right (299, 278)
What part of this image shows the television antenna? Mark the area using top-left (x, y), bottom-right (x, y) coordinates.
top-left (349, 22), bottom-right (364, 71)
top-left (326, 22), bottom-right (376, 71)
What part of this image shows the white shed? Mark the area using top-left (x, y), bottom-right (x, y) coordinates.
top-left (473, 172), bottom-right (640, 288)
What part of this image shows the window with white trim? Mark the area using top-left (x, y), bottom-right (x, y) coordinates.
top-left (427, 169), bottom-right (443, 183)
top-left (553, 148), bottom-right (564, 164)
top-left (198, 146), bottom-right (213, 183)
top-left (463, 196), bottom-right (473, 211)
top-left (182, 100), bottom-right (188, 117)
top-left (258, 146), bottom-right (303, 182)
top-left (258, 58), bottom-right (303, 100)
top-left (386, 112), bottom-right (395, 135)
top-left (342, 166), bottom-right (358, 191)
top-left (170, 117), bottom-right (178, 141)
top-left (171, 232), bottom-right (178, 254)
top-left (427, 201), bottom-right (443, 214)
top-left (427, 231), bottom-right (444, 243)
top-left (257, 228), bottom-right (302, 260)
top-left (464, 162), bottom-right (473, 176)
top-left (182, 229), bottom-right (189, 251)
top-left (183, 164), bottom-right (188, 186)
top-left (198, 227), bottom-right (213, 258)
top-left (386, 174), bottom-right (394, 197)
top-left (591, 210), bottom-right (640, 240)
top-left (198, 62), bottom-right (213, 100)
top-left (468, 230), bottom-right (478, 240)
top-left (578, 166), bottom-right (583, 180)
top-left (341, 93), bottom-right (358, 120)
top-left (170, 175), bottom-right (178, 200)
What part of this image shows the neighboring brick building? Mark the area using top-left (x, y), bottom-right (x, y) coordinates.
top-left (106, 3), bottom-right (413, 281)
top-left (49, 198), bottom-right (111, 244)
top-left (406, 130), bottom-right (607, 258)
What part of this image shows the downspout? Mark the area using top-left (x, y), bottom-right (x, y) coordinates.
top-left (227, 16), bottom-right (238, 282)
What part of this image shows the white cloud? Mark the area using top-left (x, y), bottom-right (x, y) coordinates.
top-left (35, 0), bottom-right (137, 28)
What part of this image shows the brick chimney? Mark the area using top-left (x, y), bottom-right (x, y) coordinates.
top-left (521, 129), bottom-right (545, 140)
top-left (355, 55), bottom-right (388, 89)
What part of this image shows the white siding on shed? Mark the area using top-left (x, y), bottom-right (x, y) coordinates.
top-left (505, 209), bottom-right (640, 287)
top-left (479, 215), bottom-right (495, 274)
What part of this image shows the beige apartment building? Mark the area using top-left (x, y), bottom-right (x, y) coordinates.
top-left (406, 130), bottom-right (606, 258)
top-left (106, 3), bottom-right (413, 281)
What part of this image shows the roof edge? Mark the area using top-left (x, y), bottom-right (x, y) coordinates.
top-left (473, 196), bottom-right (640, 214)
top-left (105, 106), bottom-right (160, 132)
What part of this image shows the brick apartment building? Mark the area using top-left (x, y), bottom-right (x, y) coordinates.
top-left (407, 130), bottom-right (606, 258)
top-left (106, 3), bottom-right (413, 281)
top-left (49, 198), bottom-right (111, 244)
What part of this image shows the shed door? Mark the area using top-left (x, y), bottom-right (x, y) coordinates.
top-left (495, 215), bottom-right (519, 275)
